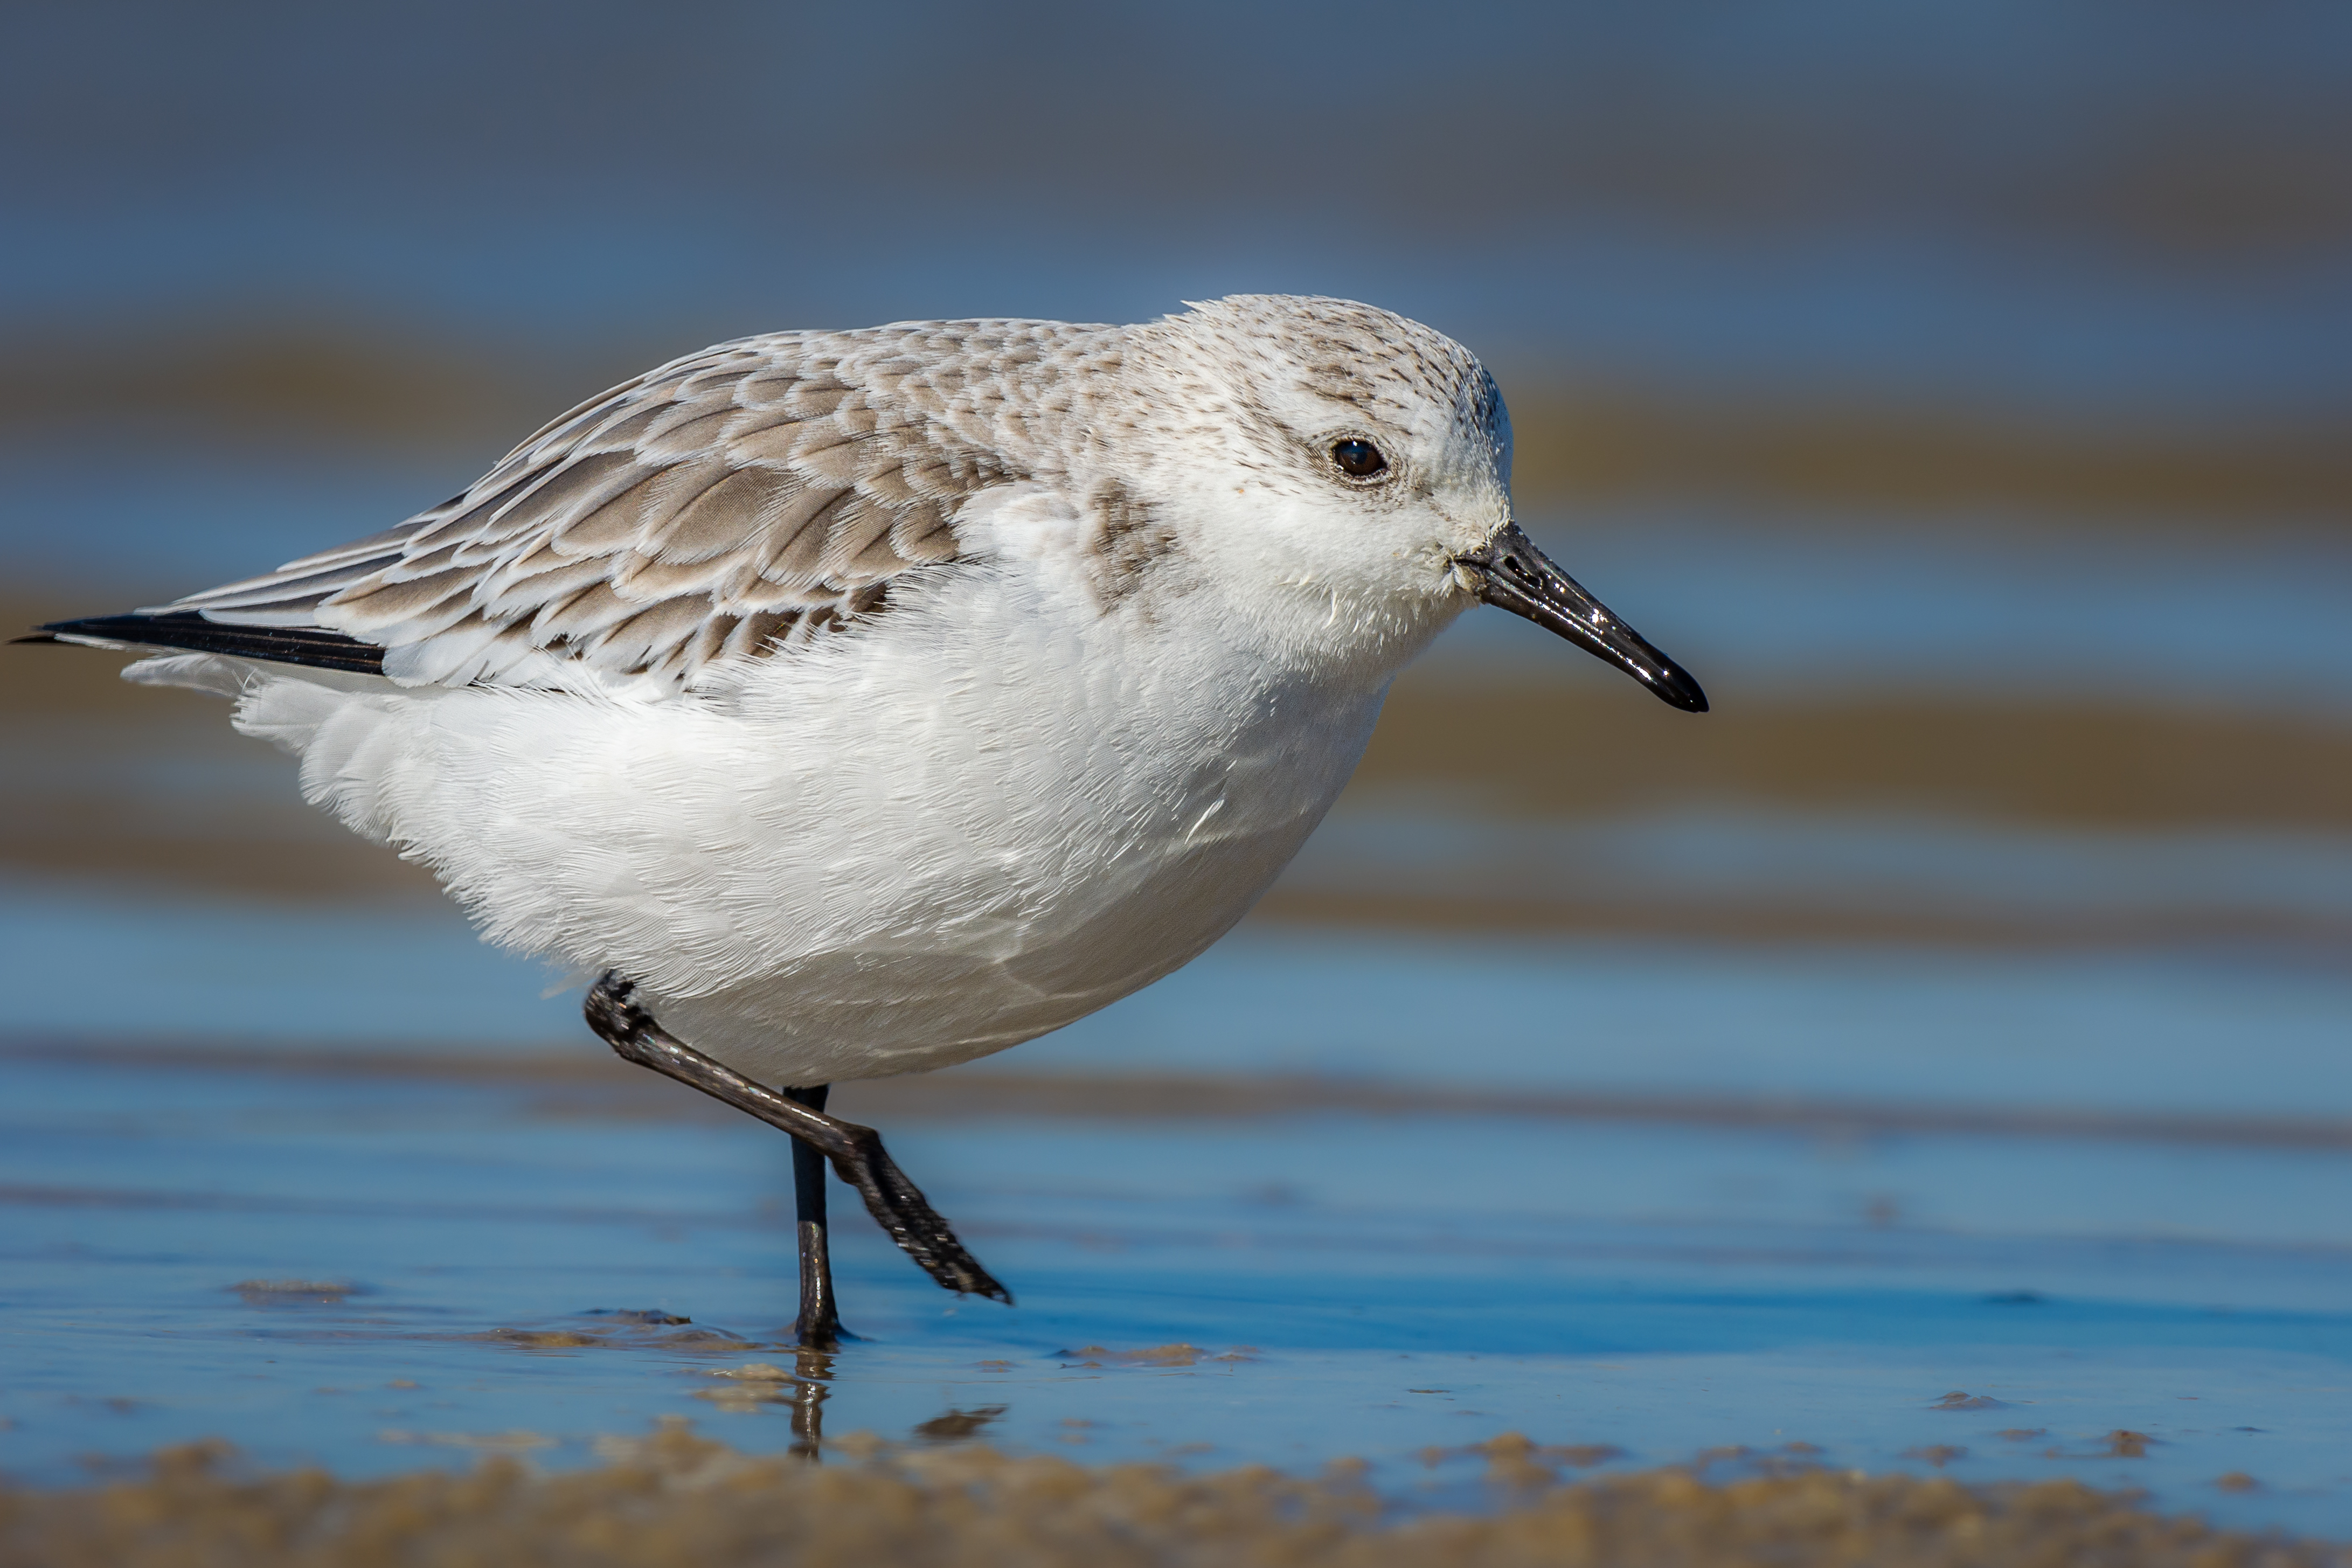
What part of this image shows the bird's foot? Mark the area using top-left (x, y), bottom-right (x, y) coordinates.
top-left (823, 1120), bottom-right (1012, 1305)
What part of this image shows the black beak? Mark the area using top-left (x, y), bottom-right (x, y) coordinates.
top-left (1454, 522), bottom-right (1709, 713)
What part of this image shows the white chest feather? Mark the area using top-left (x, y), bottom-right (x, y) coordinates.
top-left (233, 550), bottom-right (1418, 1083)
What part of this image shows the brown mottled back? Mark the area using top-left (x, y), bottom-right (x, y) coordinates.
top-left (169, 320), bottom-right (1124, 690)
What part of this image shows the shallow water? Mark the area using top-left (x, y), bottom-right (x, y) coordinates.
top-left (1445, 514), bottom-right (2352, 714)
top-left (14, 5), bottom-right (2352, 427)
top-left (3, 886), bottom-right (2349, 1534)
top-left (4, 1045), bottom-right (2349, 1532)
top-left (10, 880), bottom-right (2349, 1119)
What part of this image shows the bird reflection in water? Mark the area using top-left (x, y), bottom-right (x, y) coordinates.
top-left (787, 1348), bottom-right (831, 1461)
top-left (779, 1348), bottom-right (1007, 1462)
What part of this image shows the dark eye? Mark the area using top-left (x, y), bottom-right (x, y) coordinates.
top-left (1330, 438), bottom-right (1388, 479)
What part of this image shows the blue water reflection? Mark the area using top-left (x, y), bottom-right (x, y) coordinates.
top-left (1469, 514), bottom-right (2352, 711)
top-left (4, 1040), bottom-right (2349, 1532)
top-left (7, 879), bottom-right (2347, 1121)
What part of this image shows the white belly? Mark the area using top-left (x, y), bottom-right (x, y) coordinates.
top-left (654, 787), bottom-right (1345, 1083)
top-left (232, 561), bottom-right (1415, 1085)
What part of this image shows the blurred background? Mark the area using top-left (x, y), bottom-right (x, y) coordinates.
top-left (3, 0), bottom-right (2349, 1523)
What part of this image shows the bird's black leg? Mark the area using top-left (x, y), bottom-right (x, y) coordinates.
top-left (781, 1083), bottom-right (845, 1348)
top-left (584, 972), bottom-right (1011, 1308)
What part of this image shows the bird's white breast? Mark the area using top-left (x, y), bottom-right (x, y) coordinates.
top-left (240, 537), bottom-right (1417, 1085)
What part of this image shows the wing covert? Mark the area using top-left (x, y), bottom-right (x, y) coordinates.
top-left (164, 321), bottom-right (1108, 693)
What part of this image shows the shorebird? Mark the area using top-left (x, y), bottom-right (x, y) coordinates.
top-left (25, 295), bottom-right (1705, 1345)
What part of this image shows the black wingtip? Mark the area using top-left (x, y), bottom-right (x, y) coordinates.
top-left (10, 633), bottom-right (63, 646)
top-left (30, 612), bottom-right (385, 675)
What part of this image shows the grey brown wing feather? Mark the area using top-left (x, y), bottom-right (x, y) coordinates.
top-left (161, 322), bottom-right (1108, 693)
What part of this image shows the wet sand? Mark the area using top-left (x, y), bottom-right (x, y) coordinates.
top-left (5, 1427), bottom-right (2344, 1568)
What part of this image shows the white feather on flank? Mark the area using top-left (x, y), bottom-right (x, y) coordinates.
top-left (119, 295), bottom-right (1517, 1084)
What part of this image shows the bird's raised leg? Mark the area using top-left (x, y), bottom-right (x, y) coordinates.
top-left (584, 973), bottom-right (1011, 1326)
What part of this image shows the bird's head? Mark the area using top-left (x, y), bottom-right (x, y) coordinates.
top-left (1120, 294), bottom-right (1705, 712)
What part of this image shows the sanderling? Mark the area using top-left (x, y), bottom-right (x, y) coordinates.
top-left (26, 295), bottom-right (1705, 1343)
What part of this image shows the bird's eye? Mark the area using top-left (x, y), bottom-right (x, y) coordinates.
top-left (1330, 439), bottom-right (1388, 480)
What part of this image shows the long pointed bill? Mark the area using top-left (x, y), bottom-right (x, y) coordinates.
top-left (1454, 522), bottom-right (1709, 713)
